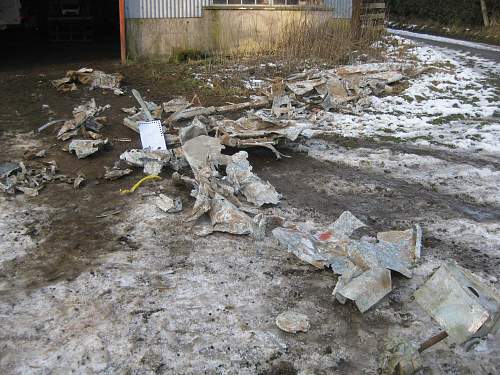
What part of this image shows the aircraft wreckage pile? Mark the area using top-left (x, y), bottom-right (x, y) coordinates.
top-left (2, 63), bottom-right (499, 367)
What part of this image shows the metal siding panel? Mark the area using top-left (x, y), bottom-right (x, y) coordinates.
top-left (125, 0), bottom-right (205, 18)
top-left (327, 0), bottom-right (352, 19)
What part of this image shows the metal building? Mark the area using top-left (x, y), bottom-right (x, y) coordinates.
top-left (125, 0), bottom-right (353, 19)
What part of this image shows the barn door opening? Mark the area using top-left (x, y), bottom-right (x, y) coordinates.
top-left (0, 0), bottom-right (121, 71)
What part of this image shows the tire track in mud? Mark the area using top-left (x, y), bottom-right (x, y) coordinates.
top-left (312, 133), bottom-right (500, 170)
top-left (250, 149), bottom-right (500, 277)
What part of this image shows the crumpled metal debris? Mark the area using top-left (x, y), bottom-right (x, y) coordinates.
top-left (0, 160), bottom-right (76, 196)
top-left (154, 194), bottom-right (183, 213)
top-left (0, 162), bottom-right (21, 179)
top-left (276, 311), bottom-right (310, 333)
top-left (181, 135), bottom-right (278, 237)
top-left (154, 194), bottom-right (182, 213)
top-left (273, 211), bottom-right (421, 312)
top-left (163, 97), bottom-right (191, 113)
top-left (414, 262), bottom-right (500, 344)
top-left (68, 139), bottom-right (109, 159)
top-left (120, 148), bottom-right (185, 175)
top-left (52, 67), bottom-right (124, 92)
top-left (212, 115), bottom-right (311, 158)
top-left (179, 117), bottom-right (208, 145)
top-left (73, 173), bottom-right (86, 189)
top-left (57, 99), bottom-right (110, 141)
top-left (123, 101), bottom-right (162, 133)
top-left (225, 151), bottom-right (281, 207)
top-left (104, 167), bottom-right (133, 180)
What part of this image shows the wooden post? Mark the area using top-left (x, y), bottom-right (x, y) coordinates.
top-left (480, 0), bottom-right (490, 27)
top-left (352, 0), bottom-right (362, 41)
top-left (119, 0), bottom-right (126, 64)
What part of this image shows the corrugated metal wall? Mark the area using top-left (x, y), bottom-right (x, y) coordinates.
top-left (327, 0), bottom-right (352, 18)
top-left (125, 0), bottom-right (211, 18)
top-left (125, 0), bottom-right (352, 19)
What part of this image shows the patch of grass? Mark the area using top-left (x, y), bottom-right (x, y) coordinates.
top-left (430, 114), bottom-right (466, 125)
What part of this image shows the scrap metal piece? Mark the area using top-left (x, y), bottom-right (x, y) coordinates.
top-left (179, 117), bottom-right (208, 145)
top-left (16, 186), bottom-right (42, 197)
top-left (104, 167), bottom-right (133, 180)
top-left (209, 194), bottom-right (265, 238)
top-left (333, 268), bottom-right (392, 313)
top-left (163, 97), bottom-right (191, 113)
top-left (154, 194), bottom-right (182, 213)
top-left (225, 151), bottom-right (281, 207)
top-left (287, 78), bottom-right (326, 96)
top-left (271, 95), bottom-right (292, 118)
top-left (57, 99), bottom-right (108, 140)
top-left (120, 149), bottom-right (173, 174)
top-left (0, 162), bottom-right (21, 179)
top-left (329, 211), bottom-right (366, 239)
top-left (73, 173), bottom-right (86, 189)
top-left (65, 68), bottom-right (124, 91)
top-left (414, 262), bottom-right (500, 344)
top-left (38, 119), bottom-right (67, 133)
top-left (276, 311), bottom-right (310, 333)
top-left (168, 106), bottom-right (216, 123)
top-left (182, 135), bottom-right (228, 174)
top-left (377, 224), bottom-right (422, 263)
top-left (272, 227), bottom-right (327, 268)
top-left (347, 240), bottom-right (413, 278)
top-left (68, 139), bottom-right (109, 159)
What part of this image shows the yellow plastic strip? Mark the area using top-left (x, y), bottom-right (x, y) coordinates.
top-left (120, 175), bottom-right (161, 195)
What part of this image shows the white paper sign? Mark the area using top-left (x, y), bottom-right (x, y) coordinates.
top-left (138, 120), bottom-right (167, 151)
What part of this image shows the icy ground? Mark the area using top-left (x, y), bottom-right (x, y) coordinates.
top-left (1, 36), bottom-right (499, 374)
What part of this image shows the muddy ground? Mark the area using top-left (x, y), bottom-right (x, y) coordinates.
top-left (0, 41), bottom-right (499, 375)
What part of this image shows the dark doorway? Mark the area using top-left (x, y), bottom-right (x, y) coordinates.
top-left (0, 0), bottom-right (120, 72)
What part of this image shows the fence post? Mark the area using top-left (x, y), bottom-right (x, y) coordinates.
top-left (120, 0), bottom-right (127, 64)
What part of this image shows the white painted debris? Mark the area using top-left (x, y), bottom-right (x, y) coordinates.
top-left (68, 139), bottom-right (109, 159)
top-left (138, 120), bottom-right (167, 151)
top-left (273, 211), bottom-right (421, 312)
top-left (276, 311), bottom-right (310, 333)
top-left (414, 262), bottom-right (500, 344)
top-left (154, 194), bottom-right (182, 213)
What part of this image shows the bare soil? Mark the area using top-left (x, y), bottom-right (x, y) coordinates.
top-left (0, 42), bottom-right (499, 375)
